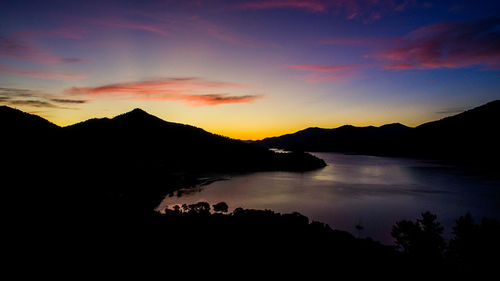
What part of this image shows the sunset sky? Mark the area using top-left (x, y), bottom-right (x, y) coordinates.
top-left (1, 0), bottom-right (499, 139)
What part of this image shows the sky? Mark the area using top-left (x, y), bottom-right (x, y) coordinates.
top-left (1, 0), bottom-right (499, 139)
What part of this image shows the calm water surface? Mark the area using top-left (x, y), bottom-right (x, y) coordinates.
top-left (158, 152), bottom-right (500, 244)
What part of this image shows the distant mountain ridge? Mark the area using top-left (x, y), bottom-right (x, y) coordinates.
top-left (255, 100), bottom-right (500, 167)
top-left (257, 122), bottom-right (412, 154)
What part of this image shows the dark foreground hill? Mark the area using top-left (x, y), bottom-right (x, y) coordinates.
top-left (256, 100), bottom-right (500, 168)
top-left (405, 100), bottom-right (500, 165)
top-left (0, 106), bottom-right (325, 215)
top-left (1, 106), bottom-right (325, 173)
top-left (15, 200), bottom-right (499, 278)
top-left (3, 105), bottom-right (499, 277)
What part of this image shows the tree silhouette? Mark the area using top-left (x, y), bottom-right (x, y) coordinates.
top-left (447, 213), bottom-right (500, 272)
top-left (172, 205), bottom-right (181, 213)
top-left (391, 212), bottom-right (444, 263)
top-left (188, 202), bottom-right (211, 215)
top-left (355, 224), bottom-right (364, 238)
top-left (213, 202), bottom-right (229, 213)
top-left (417, 211), bottom-right (445, 261)
top-left (391, 219), bottom-right (420, 254)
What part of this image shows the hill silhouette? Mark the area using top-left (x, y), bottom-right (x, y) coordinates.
top-left (405, 100), bottom-right (500, 166)
top-left (3, 105), bottom-right (499, 277)
top-left (257, 122), bottom-right (412, 154)
top-left (0, 105), bottom-right (59, 132)
top-left (1, 106), bottom-right (325, 216)
top-left (256, 100), bottom-right (500, 168)
top-left (61, 107), bottom-right (325, 173)
top-left (1, 106), bottom-right (325, 173)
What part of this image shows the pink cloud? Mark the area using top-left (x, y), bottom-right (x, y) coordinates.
top-left (68, 11), bottom-right (171, 37)
top-left (13, 71), bottom-right (87, 81)
top-left (285, 63), bottom-right (364, 82)
top-left (319, 37), bottom-right (395, 46)
top-left (0, 63), bottom-right (87, 81)
top-left (44, 26), bottom-right (90, 40)
top-left (241, 1), bottom-right (328, 13)
top-left (304, 72), bottom-right (358, 82)
top-left (286, 64), bottom-right (363, 71)
top-left (93, 19), bottom-right (170, 37)
top-left (189, 16), bottom-right (272, 48)
top-left (134, 93), bottom-right (262, 106)
top-left (65, 78), bottom-right (261, 106)
top-left (320, 37), bottom-right (370, 45)
top-left (239, 0), bottom-right (419, 20)
top-left (373, 17), bottom-right (500, 70)
top-left (0, 33), bottom-right (87, 64)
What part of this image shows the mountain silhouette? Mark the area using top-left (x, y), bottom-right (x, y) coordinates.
top-left (256, 122), bottom-right (412, 154)
top-left (255, 100), bottom-right (500, 168)
top-left (0, 105), bottom-right (59, 132)
top-left (1, 106), bottom-right (326, 173)
top-left (1, 106), bottom-right (326, 215)
top-left (404, 100), bottom-right (500, 166)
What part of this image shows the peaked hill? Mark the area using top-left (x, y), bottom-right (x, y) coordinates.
top-left (1, 106), bottom-right (326, 215)
top-left (1, 106), bottom-right (326, 174)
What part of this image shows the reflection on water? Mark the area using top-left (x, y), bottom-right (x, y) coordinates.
top-left (158, 152), bottom-right (500, 244)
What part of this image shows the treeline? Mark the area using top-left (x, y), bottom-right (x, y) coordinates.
top-left (391, 211), bottom-right (500, 274)
top-left (146, 202), bottom-right (499, 277)
top-left (11, 198), bottom-right (499, 277)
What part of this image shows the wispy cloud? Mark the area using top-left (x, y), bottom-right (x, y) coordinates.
top-left (238, 0), bottom-right (421, 21)
top-left (319, 37), bottom-right (394, 46)
top-left (90, 18), bottom-right (170, 37)
top-left (65, 77), bottom-right (262, 106)
top-left (43, 26), bottom-right (90, 40)
top-left (285, 63), bottom-right (364, 82)
top-left (240, 1), bottom-right (328, 13)
top-left (286, 64), bottom-right (363, 71)
top-left (0, 87), bottom-right (87, 109)
top-left (9, 99), bottom-right (57, 108)
top-left (0, 33), bottom-right (87, 64)
top-left (153, 93), bottom-right (261, 106)
top-left (435, 107), bottom-right (468, 115)
top-left (303, 72), bottom-right (360, 82)
top-left (50, 98), bottom-right (88, 104)
top-left (0, 63), bottom-right (87, 81)
top-left (188, 16), bottom-right (273, 48)
top-left (373, 17), bottom-right (500, 70)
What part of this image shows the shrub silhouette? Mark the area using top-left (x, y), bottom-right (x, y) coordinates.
top-left (187, 202), bottom-right (211, 215)
top-left (212, 202), bottom-right (229, 213)
top-left (172, 205), bottom-right (181, 213)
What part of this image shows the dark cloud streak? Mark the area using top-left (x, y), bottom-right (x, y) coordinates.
top-left (0, 87), bottom-right (87, 109)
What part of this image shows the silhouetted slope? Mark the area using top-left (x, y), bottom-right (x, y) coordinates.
top-left (59, 107), bottom-right (325, 173)
top-left (256, 100), bottom-right (500, 167)
top-left (257, 122), bottom-right (412, 154)
top-left (0, 105), bottom-right (324, 173)
top-left (1, 106), bottom-right (325, 216)
top-left (0, 105), bottom-right (59, 133)
top-left (405, 100), bottom-right (500, 165)
top-left (0, 106), bottom-right (60, 167)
